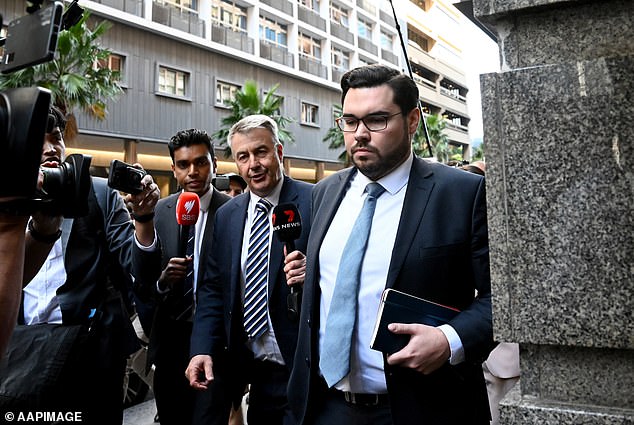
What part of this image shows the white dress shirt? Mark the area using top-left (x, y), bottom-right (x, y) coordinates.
top-left (318, 154), bottom-right (463, 393)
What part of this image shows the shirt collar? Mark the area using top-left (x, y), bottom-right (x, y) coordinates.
top-left (353, 153), bottom-right (412, 196)
top-left (248, 176), bottom-right (284, 209)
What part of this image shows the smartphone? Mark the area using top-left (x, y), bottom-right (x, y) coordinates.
top-left (108, 160), bottom-right (146, 194)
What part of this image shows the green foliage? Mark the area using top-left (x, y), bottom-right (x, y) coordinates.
top-left (413, 113), bottom-right (450, 162)
top-left (212, 80), bottom-right (295, 146)
top-left (0, 12), bottom-right (122, 128)
top-left (321, 104), bottom-right (348, 164)
top-left (471, 142), bottom-right (485, 161)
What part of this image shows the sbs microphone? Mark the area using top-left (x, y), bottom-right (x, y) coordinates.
top-left (272, 203), bottom-right (303, 322)
top-left (175, 191), bottom-right (200, 258)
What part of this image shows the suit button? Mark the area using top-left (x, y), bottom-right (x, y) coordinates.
top-left (228, 311), bottom-right (232, 317)
top-left (305, 357), bottom-right (310, 367)
top-left (307, 319), bottom-right (311, 327)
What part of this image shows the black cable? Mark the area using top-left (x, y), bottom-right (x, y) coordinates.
top-left (388, 0), bottom-right (433, 158)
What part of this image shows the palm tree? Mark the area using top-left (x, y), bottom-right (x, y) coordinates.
top-left (321, 104), bottom-right (349, 165)
top-left (0, 12), bottom-right (122, 141)
top-left (414, 113), bottom-right (450, 163)
top-left (212, 80), bottom-right (294, 147)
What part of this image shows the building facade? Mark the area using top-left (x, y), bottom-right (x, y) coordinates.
top-left (1, 0), bottom-right (471, 191)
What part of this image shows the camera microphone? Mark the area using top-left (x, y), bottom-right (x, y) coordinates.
top-left (175, 191), bottom-right (200, 258)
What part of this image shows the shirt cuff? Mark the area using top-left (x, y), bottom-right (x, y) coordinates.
top-left (134, 229), bottom-right (157, 251)
top-left (438, 324), bottom-right (465, 365)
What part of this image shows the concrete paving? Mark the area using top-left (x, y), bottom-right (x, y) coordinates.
top-left (123, 399), bottom-right (157, 425)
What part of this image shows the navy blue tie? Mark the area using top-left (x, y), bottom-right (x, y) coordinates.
top-left (176, 225), bottom-right (195, 321)
top-left (320, 182), bottom-right (386, 387)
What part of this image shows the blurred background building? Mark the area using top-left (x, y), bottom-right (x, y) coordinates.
top-left (1, 0), bottom-right (474, 193)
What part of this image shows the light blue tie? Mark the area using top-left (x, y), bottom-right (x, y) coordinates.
top-left (244, 198), bottom-right (273, 339)
top-left (320, 182), bottom-right (386, 387)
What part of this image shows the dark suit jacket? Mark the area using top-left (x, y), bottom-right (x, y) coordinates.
top-left (288, 158), bottom-right (495, 425)
top-left (131, 188), bottom-right (231, 365)
top-left (190, 176), bottom-right (313, 403)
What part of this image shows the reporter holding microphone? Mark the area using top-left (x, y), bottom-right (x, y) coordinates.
top-left (130, 129), bottom-right (232, 425)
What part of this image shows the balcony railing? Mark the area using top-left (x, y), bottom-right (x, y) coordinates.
top-left (380, 10), bottom-right (396, 27)
top-left (331, 68), bottom-right (346, 84)
top-left (95, 0), bottom-right (143, 16)
top-left (152, 2), bottom-right (204, 37)
top-left (299, 55), bottom-right (327, 79)
top-left (211, 24), bottom-right (254, 54)
top-left (330, 22), bottom-right (354, 44)
top-left (261, 0), bottom-right (293, 16)
top-left (260, 41), bottom-right (294, 67)
top-left (381, 49), bottom-right (398, 65)
top-left (413, 74), bottom-right (436, 90)
top-left (298, 7), bottom-right (326, 31)
top-left (440, 86), bottom-right (467, 103)
top-left (358, 37), bottom-right (378, 56)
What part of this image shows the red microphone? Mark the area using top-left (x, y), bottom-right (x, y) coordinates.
top-left (175, 192), bottom-right (200, 257)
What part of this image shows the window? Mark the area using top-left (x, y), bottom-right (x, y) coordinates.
top-left (357, 19), bottom-right (372, 40)
top-left (301, 102), bottom-right (319, 126)
top-left (299, 0), bottom-right (319, 13)
top-left (329, 2), bottom-right (348, 27)
top-left (299, 33), bottom-right (321, 60)
top-left (331, 47), bottom-right (349, 71)
top-left (211, 0), bottom-right (247, 32)
top-left (380, 31), bottom-right (393, 50)
top-left (95, 53), bottom-right (126, 85)
top-left (157, 65), bottom-right (189, 98)
top-left (216, 80), bottom-right (240, 107)
top-left (259, 16), bottom-right (288, 47)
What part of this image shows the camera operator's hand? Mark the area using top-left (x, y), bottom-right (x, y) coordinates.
top-left (124, 164), bottom-right (159, 247)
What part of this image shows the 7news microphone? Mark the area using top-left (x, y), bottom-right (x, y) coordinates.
top-left (272, 203), bottom-right (303, 322)
top-left (175, 191), bottom-right (200, 258)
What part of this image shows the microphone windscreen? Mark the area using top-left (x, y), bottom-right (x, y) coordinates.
top-left (272, 203), bottom-right (302, 242)
top-left (175, 192), bottom-right (200, 226)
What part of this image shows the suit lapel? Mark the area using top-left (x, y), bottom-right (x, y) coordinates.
top-left (386, 157), bottom-right (434, 289)
top-left (229, 194), bottom-right (250, 311)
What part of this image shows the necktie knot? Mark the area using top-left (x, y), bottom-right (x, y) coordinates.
top-left (256, 198), bottom-right (273, 214)
top-left (366, 182), bottom-right (386, 199)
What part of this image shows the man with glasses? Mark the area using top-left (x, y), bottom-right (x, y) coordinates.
top-left (288, 64), bottom-right (495, 425)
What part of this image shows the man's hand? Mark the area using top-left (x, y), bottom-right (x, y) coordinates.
top-left (283, 248), bottom-right (306, 287)
top-left (386, 323), bottom-right (451, 375)
top-left (186, 354), bottom-right (214, 390)
top-left (124, 166), bottom-right (159, 217)
top-left (158, 256), bottom-right (192, 291)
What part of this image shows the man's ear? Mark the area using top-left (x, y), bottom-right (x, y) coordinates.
top-left (408, 107), bottom-right (421, 136)
top-left (212, 155), bottom-right (218, 173)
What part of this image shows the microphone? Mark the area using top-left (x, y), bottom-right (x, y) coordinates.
top-left (175, 191), bottom-right (200, 258)
top-left (272, 203), bottom-right (303, 322)
top-left (272, 203), bottom-right (302, 253)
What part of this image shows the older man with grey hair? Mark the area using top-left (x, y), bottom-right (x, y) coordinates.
top-left (187, 115), bottom-right (313, 425)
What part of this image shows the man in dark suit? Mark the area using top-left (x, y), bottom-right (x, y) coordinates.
top-left (131, 129), bottom-right (232, 425)
top-left (287, 64), bottom-right (495, 425)
top-left (186, 115), bottom-right (312, 425)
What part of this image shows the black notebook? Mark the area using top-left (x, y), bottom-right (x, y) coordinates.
top-left (370, 288), bottom-right (460, 355)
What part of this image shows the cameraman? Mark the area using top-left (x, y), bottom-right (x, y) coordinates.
top-left (18, 106), bottom-right (158, 424)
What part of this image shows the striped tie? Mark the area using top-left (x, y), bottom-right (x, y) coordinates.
top-left (244, 198), bottom-right (273, 340)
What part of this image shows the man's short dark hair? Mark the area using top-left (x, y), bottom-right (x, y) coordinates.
top-left (340, 64), bottom-right (419, 115)
top-left (168, 128), bottom-right (214, 161)
top-left (47, 106), bottom-right (67, 133)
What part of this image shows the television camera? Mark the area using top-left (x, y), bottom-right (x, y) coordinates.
top-left (0, 0), bottom-right (93, 217)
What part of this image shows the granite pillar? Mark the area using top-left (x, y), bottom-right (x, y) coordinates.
top-left (475, 0), bottom-right (634, 423)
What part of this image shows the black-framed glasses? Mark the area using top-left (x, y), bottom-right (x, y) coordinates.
top-left (335, 112), bottom-right (401, 132)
